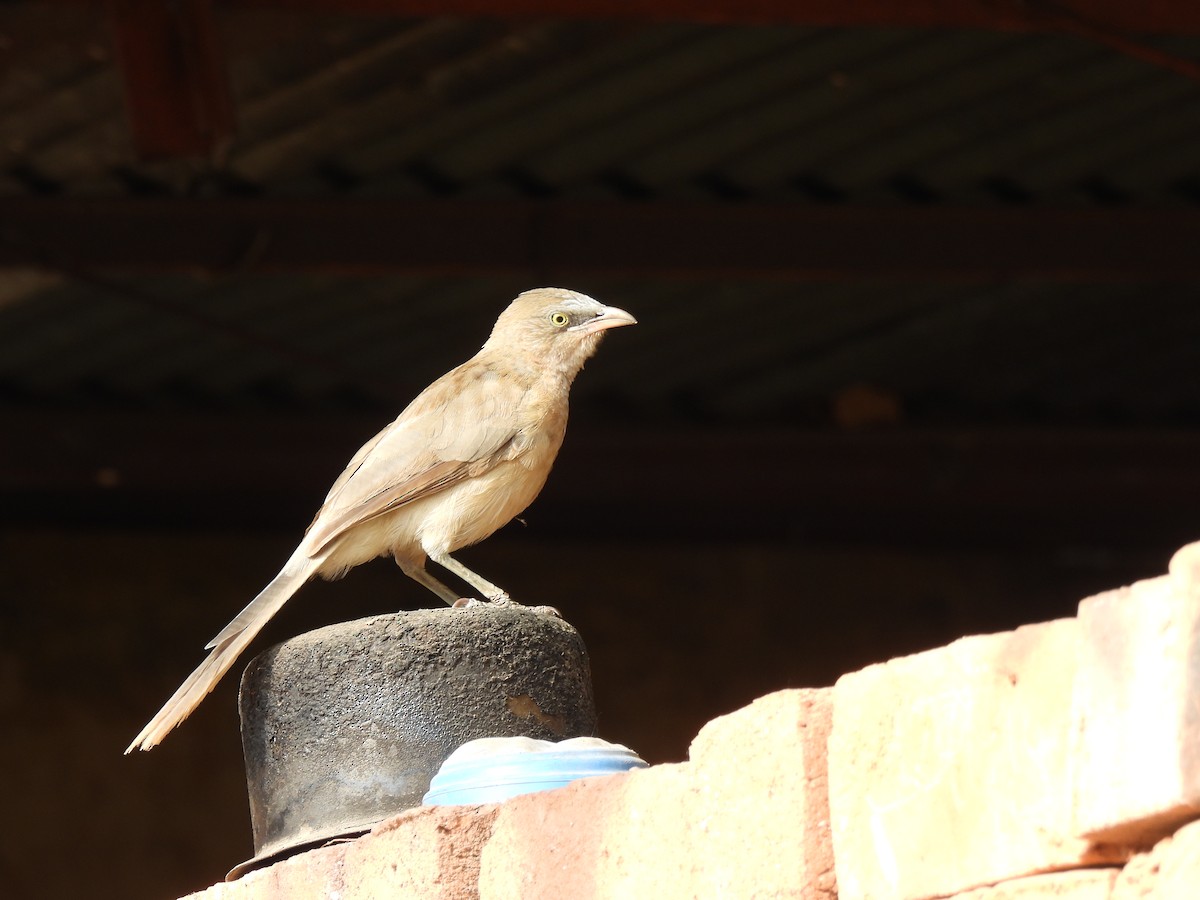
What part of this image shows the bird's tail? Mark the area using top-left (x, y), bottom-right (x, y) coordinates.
top-left (125, 551), bottom-right (320, 753)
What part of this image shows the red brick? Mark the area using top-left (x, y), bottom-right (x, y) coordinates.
top-left (1072, 542), bottom-right (1200, 843)
top-left (948, 869), bottom-right (1118, 900)
top-left (1112, 818), bottom-right (1200, 900)
top-left (829, 619), bottom-right (1129, 900)
top-left (479, 689), bottom-right (834, 899)
top-left (188, 804), bottom-right (496, 900)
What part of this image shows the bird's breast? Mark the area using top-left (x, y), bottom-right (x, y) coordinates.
top-left (417, 457), bottom-right (554, 554)
top-left (420, 400), bottom-right (568, 554)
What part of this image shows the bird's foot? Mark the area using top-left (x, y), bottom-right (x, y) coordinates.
top-left (450, 595), bottom-right (559, 617)
top-left (450, 595), bottom-right (520, 609)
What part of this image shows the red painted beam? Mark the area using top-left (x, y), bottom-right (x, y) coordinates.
top-left (49, 0), bottom-right (1199, 34)
top-left (107, 0), bottom-right (236, 159)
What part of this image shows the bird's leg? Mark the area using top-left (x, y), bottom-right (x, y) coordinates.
top-left (427, 550), bottom-right (519, 606)
top-left (397, 558), bottom-right (465, 607)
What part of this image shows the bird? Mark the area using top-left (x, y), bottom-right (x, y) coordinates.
top-left (126, 287), bottom-right (635, 753)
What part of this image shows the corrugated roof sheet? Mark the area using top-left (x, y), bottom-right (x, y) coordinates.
top-left (4, 273), bottom-right (1200, 427)
top-left (3, 14), bottom-right (1200, 201)
top-left (2, 14), bottom-right (1200, 427)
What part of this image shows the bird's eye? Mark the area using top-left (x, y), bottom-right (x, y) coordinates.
top-left (550, 312), bottom-right (569, 327)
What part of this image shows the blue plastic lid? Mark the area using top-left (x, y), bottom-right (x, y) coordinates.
top-left (422, 736), bottom-right (648, 806)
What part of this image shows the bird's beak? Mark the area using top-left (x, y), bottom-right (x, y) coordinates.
top-left (573, 305), bottom-right (637, 335)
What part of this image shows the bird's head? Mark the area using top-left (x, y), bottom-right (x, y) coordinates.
top-left (485, 287), bottom-right (636, 378)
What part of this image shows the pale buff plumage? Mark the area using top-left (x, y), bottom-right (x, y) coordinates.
top-left (127, 288), bottom-right (635, 753)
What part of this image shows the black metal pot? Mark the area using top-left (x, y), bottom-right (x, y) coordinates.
top-left (229, 604), bottom-right (596, 878)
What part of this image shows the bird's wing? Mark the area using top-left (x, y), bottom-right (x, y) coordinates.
top-left (304, 361), bottom-right (529, 556)
top-left (315, 420), bottom-right (394, 509)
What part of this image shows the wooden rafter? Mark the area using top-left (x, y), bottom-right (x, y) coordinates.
top-left (3, 197), bottom-right (1200, 281)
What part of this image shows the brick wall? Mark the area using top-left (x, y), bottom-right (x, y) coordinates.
top-left (188, 542), bottom-right (1200, 900)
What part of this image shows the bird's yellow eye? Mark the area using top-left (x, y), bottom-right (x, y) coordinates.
top-left (550, 311), bottom-right (569, 327)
